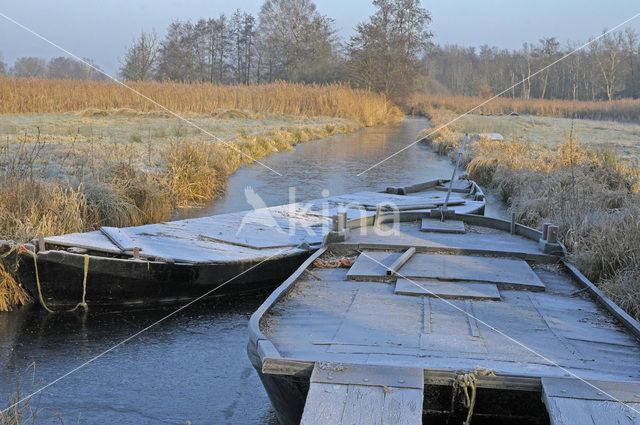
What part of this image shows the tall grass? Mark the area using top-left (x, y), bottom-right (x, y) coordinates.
top-left (424, 110), bottom-right (640, 320)
top-left (407, 93), bottom-right (640, 122)
top-left (0, 78), bottom-right (403, 126)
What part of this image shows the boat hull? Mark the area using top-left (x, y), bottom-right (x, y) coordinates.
top-left (247, 342), bottom-right (308, 425)
top-left (12, 249), bottom-right (310, 309)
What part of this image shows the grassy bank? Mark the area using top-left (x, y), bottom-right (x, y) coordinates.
top-left (0, 79), bottom-right (403, 310)
top-left (407, 93), bottom-right (640, 122)
top-left (421, 108), bottom-right (640, 320)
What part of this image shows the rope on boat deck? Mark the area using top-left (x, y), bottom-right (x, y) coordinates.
top-left (452, 366), bottom-right (496, 425)
top-left (18, 245), bottom-right (89, 313)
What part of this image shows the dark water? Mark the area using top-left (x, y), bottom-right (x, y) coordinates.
top-left (1, 118), bottom-right (497, 424)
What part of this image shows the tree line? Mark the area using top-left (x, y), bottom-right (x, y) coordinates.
top-left (1, 0), bottom-right (639, 102)
top-left (426, 29), bottom-right (640, 101)
top-left (0, 0), bottom-right (431, 99)
top-left (0, 53), bottom-right (107, 81)
top-left (118, 0), bottom-right (431, 98)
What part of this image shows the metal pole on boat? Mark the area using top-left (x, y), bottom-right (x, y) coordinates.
top-left (441, 133), bottom-right (474, 222)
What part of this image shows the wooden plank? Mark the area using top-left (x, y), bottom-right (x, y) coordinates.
top-left (420, 218), bottom-right (466, 234)
top-left (340, 385), bottom-right (385, 424)
top-left (562, 259), bottom-right (640, 342)
top-left (311, 362), bottom-right (423, 389)
top-left (528, 294), bottom-right (586, 361)
top-left (386, 247), bottom-right (416, 275)
top-left (544, 396), bottom-right (640, 425)
top-left (100, 226), bottom-right (138, 252)
top-left (330, 284), bottom-right (422, 349)
top-left (261, 357), bottom-right (543, 391)
top-left (347, 251), bottom-right (402, 281)
top-left (542, 377), bottom-right (640, 402)
top-left (300, 382), bottom-right (348, 425)
top-left (466, 300), bottom-right (481, 337)
top-left (302, 363), bottom-right (424, 425)
top-left (420, 332), bottom-right (487, 354)
top-left (398, 253), bottom-right (546, 291)
top-left (382, 387), bottom-right (423, 425)
top-left (423, 297), bottom-right (432, 334)
top-left (395, 278), bottom-right (501, 300)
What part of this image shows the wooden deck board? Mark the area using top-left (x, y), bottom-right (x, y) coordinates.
top-left (347, 251), bottom-right (403, 281)
top-left (395, 278), bottom-right (501, 300)
top-left (398, 253), bottom-right (545, 289)
top-left (300, 362), bottom-right (423, 425)
top-left (542, 378), bottom-right (640, 425)
top-left (347, 222), bottom-right (548, 259)
top-left (420, 218), bottom-right (466, 234)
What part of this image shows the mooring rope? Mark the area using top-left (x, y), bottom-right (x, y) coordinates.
top-left (0, 244), bottom-right (18, 259)
top-left (18, 245), bottom-right (55, 313)
top-left (18, 245), bottom-right (89, 313)
top-left (453, 366), bottom-right (496, 425)
top-left (70, 254), bottom-right (90, 312)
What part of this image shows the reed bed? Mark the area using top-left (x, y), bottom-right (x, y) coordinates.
top-left (407, 94), bottom-right (640, 123)
top-left (0, 78), bottom-right (402, 126)
top-left (423, 109), bottom-right (640, 320)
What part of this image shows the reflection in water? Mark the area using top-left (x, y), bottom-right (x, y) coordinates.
top-left (1, 118), bottom-right (474, 424)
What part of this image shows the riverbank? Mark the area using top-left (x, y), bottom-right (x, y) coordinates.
top-left (421, 108), bottom-right (640, 320)
top-left (0, 79), bottom-right (403, 310)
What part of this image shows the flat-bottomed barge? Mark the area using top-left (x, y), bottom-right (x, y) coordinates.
top-left (248, 211), bottom-right (640, 425)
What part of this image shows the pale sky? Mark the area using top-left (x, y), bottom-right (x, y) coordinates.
top-left (1, 1), bottom-right (639, 76)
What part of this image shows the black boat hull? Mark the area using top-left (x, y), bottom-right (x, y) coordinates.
top-left (12, 249), bottom-right (310, 309)
top-left (247, 341), bottom-right (308, 425)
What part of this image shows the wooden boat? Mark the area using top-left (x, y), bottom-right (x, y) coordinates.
top-left (248, 211), bottom-right (640, 425)
top-left (0, 179), bottom-right (485, 309)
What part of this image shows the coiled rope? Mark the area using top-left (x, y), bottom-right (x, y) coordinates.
top-left (452, 366), bottom-right (496, 425)
top-left (17, 244), bottom-right (89, 313)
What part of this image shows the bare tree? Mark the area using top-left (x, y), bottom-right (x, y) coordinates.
top-left (623, 28), bottom-right (638, 98)
top-left (257, 0), bottom-right (338, 82)
top-left (592, 31), bottom-right (624, 102)
top-left (535, 37), bottom-right (560, 99)
top-left (119, 30), bottom-right (158, 81)
top-left (231, 10), bottom-right (256, 84)
top-left (11, 57), bottom-right (46, 78)
top-left (347, 0), bottom-right (432, 98)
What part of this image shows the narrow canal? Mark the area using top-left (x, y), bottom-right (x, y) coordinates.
top-left (0, 118), bottom-right (505, 424)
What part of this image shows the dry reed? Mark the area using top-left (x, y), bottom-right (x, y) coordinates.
top-left (0, 264), bottom-right (32, 312)
top-left (424, 110), bottom-right (640, 320)
top-left (407, 93), bottom-right (640, 122)
top-left (0, 78), bottom-right (403, 126)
